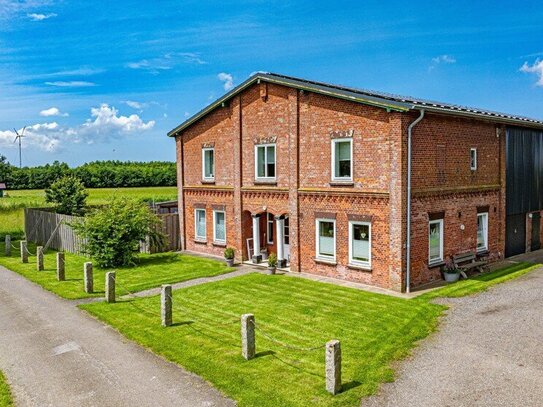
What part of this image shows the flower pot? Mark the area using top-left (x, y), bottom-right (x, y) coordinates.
top-left (267, 266), bottom-right (276, 275)
top-left (444, 272), bottom-right (460, 283)
top-left (226, 258), bottom-right (235, 267)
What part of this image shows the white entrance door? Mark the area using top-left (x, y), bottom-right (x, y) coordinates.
top-left (283, 217), bottom-right (290, 263)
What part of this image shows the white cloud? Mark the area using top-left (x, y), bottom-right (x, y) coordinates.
top-left (44, 81), bottom-right (96, 87)
top-left (0, 104), bottom-right (155, 152)
top-left (27, 12), bottom-right (56, 21)
top-left (123, 100), bottom-right (147, 110)
top-left (218, 72), bottom-right (234, 91)
top-left (126, 52), bottom-right (206, 74)
top-left (520, 59), bottom-right (543, 87)
top-left (429, 55), bottom-right (456, 71)
top-left (39, 107), bottom-right (68, 117)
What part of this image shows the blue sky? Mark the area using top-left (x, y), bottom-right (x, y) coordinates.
top-left (1, 0), bottom-right (542, 167)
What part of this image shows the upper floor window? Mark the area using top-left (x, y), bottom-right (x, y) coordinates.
top-left (349, 221), bottom-right (371, 268)
top-left (202, 148), bottom-right (215, 180)
top-left (429, 218), bottom-right (444, 265)
top-left (332, 139), bottom-right (353, 181)
top-left (316, 218), bottom-right (336, 261)
top-left (470, 148), bottom-right (477, 171)
top-left (477, 212), bottom-right (488, 252)
top-left (255, 144), bottom-right (276, 180)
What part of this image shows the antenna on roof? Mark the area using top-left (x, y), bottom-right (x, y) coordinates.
top-left (13, 126), bottom-right (26, 168)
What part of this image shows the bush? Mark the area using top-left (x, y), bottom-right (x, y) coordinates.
top-left (268, 252), bottom-right (277, 267)
top-left (45, 176), bottom-right (88, 215)
top-left (73, 197), bottom-right (164, 267)
top-left (224, 247), bottom-right (235, 259)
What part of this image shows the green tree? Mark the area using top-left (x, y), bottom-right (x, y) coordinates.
top-left (45, 176), bottom-right (88, 215)
top-left (73, 197), bottom-right (164, 267)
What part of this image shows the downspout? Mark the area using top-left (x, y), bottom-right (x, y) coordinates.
top-left (406, 109), bottom-right (425, 293)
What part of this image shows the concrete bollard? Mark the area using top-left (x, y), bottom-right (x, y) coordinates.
top-left (105, 272), bottom-right (115, 303)
top-left (241, 313), bottom-right (256, 360)
top-left (5, 235), bottom-right (11, 256)
top-left (20, 241), bottom-right (28, 263)
top-left (325, 340), bottom-right (342, 395)
top-left (56, 252), bottom-right (65, 281)
top-left (84, 262), bottom-right (93, 293)
top-left (36, 246), bottom-right (44, 271)
top-left (161, 285), bottom-right (173, 327)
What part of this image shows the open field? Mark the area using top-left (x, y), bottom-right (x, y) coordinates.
top-left (0, 186), bottom-right (177, 239)
top-left (0, 371), bottom-right (12, 407)
top-left (0, 242), bottom-right (233, 300)
top-left (80, 262), bottom-right (538, 407)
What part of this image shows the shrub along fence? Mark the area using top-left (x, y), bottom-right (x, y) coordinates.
top-left (24, 208), bottom-right (180, 254)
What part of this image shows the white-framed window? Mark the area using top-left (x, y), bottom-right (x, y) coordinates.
top-left (477, 212), bottom-right (488, 252)
top-left (470, 148), bottom-right (477, 171)
top-left (255, 144), bottom-right (276, 180)
top-left (331, 138), bottom-right (353, 181)
top-left (429, 219), bottom-right (444, 265)
top-left (316, 218), bottom-right (336, 261)
top-left (267, 213), bottom-right (274, 244)
top-left (194, 209), bottom-right (206, 240)
top-left (213, 210), bottom-right (226, 244)
top-left (349, 221), bottom-right (371, 268)
top-left (202, 147), bottom-right (215, 180)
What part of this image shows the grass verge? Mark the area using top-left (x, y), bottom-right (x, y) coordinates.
top-left (0, 371), bottom-right (13, 407)
top-left (0, 242), bottom-right (233, 300)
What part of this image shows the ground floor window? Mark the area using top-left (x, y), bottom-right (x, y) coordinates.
top-left (477, 212), bottom-right (488, 252)
top-left (267, 213), bottom-right (274, 244)
top-left (195, 209), bottom-right (206, 240)
top-left (316, 219), bottom-right (336, 261)
top-left (349, 221), bottom-right (371, 267)
top-left (213, 210), bottom-right (226, 243)
top-left (429, 219), bottom-right (444, 265)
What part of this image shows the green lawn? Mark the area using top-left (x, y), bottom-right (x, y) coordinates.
top-left (0, 186), bottom-right (177, 239)
top-left (0, 372), bottom-right (12, 407)
top-left (0, 241), bottom-right (233, 300)
top-left (80, 261), bottom-right (540, 407)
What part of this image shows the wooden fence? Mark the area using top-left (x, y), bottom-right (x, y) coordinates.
top-left (24, 208), bottom-right (180, 254)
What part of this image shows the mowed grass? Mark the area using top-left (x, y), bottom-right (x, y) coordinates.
top-left (0, 241), bottom-right (233, 300)
top-left (0, 186), bottom-right (177, 239)
top-left (0, 371), bottom-right (12, 407)
top-left (81, 273), bottom-right (445, 407)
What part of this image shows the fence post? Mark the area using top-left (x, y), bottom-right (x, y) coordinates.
top-left (105, 272), bottom-right (115, 303)
top-left (36, 246), bottom-right (44, 271)
top-left (241, 313), bottom-right (256, 360)
top-left (161, 284), bottom-right (172, 327)
top-left (5, 235), bottom-right (10, 256)
top-left (56, 252), bottom-right (65, 281)
top-left (84, 262), bottom-right (93, 293)
top-left (325, 340), bottom-right (342, 395)
top-left (20, 241), bottom-right (28, 263)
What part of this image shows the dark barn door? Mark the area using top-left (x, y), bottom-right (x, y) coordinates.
top-left (532, 213), bottom-right (541, 251)
top-left (505, 214), bottom-right (526, 257)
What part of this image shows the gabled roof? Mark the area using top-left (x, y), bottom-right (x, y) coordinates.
top-left (168, 72), bottom-right (543, 136)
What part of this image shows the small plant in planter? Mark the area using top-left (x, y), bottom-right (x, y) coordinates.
top-left (267, 252), bottom-right (277, 275)
top-left (441, 259), bottom-right (460, 283)
top-left (224, 247), bottom-right (235, 267)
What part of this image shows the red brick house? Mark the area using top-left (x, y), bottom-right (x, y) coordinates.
top-left (169, 73), bottom-right (543, 292)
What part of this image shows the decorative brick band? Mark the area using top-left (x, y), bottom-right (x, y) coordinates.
top-left (347, 214), bottom-right (372, 222)
top-left (314, 211), bottom-right (336, 220)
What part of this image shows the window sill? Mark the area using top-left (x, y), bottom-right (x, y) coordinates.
top-left (254, 179), bottom-right (277, 186)
top-left (429, 260), bottom-right (445, 268)
top-left (313, 257), bottom-right (337, 266)
top-left (476, 249), bottom-right (489, 257)
top-left (194, 239), bottom-right (207, 244)
top-left (330, 180), bottom-right (354, 187)
top-left (347, 263), bottom-right (372, 272)
top-left (201, 179), bottom-right (215, 184)
top-left (212, 241), bottom-right (226, 248)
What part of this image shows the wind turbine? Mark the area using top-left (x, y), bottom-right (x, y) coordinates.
top-left (13, 126), bottom-right (26, 168)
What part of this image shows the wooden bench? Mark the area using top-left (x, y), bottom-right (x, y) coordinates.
top-left (452, 252), bottom-right (489, 279)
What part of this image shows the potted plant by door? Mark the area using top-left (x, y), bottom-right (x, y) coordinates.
top-left (267, 252), bottom-right (277, 275)
top-left (224, 247), bottom-right (235, 267)
top-left (442, 260), bottom-right (460, 283)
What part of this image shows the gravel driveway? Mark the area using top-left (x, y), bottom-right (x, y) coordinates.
top-left (363, 266), bottom-right (543, 407)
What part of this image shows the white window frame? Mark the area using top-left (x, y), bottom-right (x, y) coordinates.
top-left (202, 147), bottom-right (215, 181)
top-left (315, 218), bottom-right (336, 261)
top-left (477, 212), bottom-right (488, 253)
top-left (470, 147), bottom-right (477, 171)
top-left (348, 221), bottom-right (371, 268)
top-left (331, 138), bottom-right (353, 181)
top-left (267, 213), bottom-right (274, 244)
top-left (213, 210), bottom-right (226, 244)
top-left (254, 143), bottom-right (276, 181)
top-left (194, 209), bottom-right (206, 241)
top-left (428, 219), bottom-right (444, 265)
